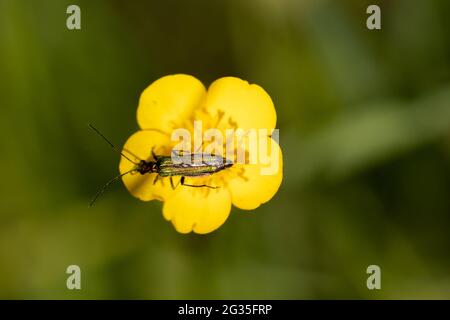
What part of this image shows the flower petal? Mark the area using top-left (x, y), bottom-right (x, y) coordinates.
top-left (162, 186), bottom-right (231, 234)
top-left (119, 130), bottom-right (174, 201)
top-left (227, 137), bottom-right (283, 210)
top-left (202, 77), bottom-right (277, 131)
top-left (137, 74), bottom-right (206, 132)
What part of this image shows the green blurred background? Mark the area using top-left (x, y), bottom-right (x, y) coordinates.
top-left (1, 0), bottom-right (450, 299)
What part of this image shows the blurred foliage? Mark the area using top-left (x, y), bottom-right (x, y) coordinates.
top-left (1, 0), bottom-right (450, 299)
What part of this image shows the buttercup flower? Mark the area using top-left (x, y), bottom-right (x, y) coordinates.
top-left (119, 74), bottom-right (283, 234)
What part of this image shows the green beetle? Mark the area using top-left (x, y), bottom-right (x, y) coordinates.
top-left (89, 124), bottom-right (233, 206)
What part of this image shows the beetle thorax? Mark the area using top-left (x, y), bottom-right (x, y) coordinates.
top-left (137, 160), bottom-right (157, 175)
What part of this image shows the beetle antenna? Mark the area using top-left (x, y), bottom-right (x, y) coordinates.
top-left (88, 123), bottom-right (139, 165)
top-left (90, 169), bottom-right (136, 207)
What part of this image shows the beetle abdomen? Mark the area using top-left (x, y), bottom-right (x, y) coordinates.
top-left (156, 155), bottom-right (232, 177)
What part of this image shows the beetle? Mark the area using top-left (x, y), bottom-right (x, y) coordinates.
top-left (138, 151), bottom-right (233, 187)
top-left (88, 124), bottom-right (233, 206)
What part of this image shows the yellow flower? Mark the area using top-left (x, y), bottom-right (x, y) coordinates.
top-left (119, 74), bottom-right (283, 234)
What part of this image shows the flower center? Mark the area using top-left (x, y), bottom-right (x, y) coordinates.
top-left (163, 108), bottom-right (248, 197)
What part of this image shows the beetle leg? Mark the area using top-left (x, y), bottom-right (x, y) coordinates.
top-left (181, 176), bottom-right (218, 189)
top-left (169, 176), bottom-right (183, 190)
top-left (153, 174), bottom-right (159, 185)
